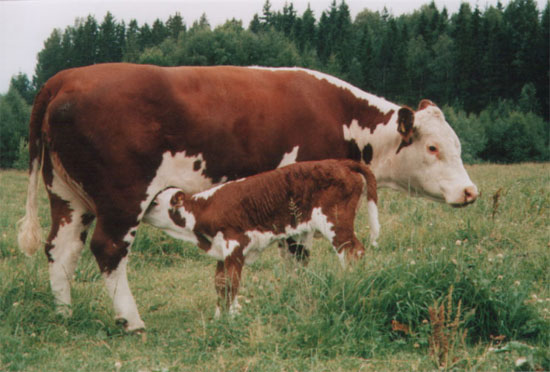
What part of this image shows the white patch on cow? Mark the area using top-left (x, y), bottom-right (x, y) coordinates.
top-left (343, 119), bottom-right (374, 151)
top-left (277, 145), bottom-right (299, 168)
top-left (48, 209), bottom-right (87, 315)
top-left (367, 200), bottom-right (380, 247)
top-left (207, 232), bottom-right (239, 260)
top-left (46, 169), bottom-right (91, 315)
top-left (103, 256), bottom-right (145, 331)
top-left (192, 183), bottom-right (226, 200)
top-left (215, 306), bottom-right (221, 319)
top-left (310, 207), bottom-right (335, 242)
top-left (140, 151), bottom-right (214, 220)
top-left (192, 178), bottom-right (245, 201)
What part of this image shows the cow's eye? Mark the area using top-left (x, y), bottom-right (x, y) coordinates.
top-left (428, 145), bottom-right (438, 154)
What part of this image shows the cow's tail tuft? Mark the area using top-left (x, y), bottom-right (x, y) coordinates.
top-left (17, 86), bottom-right (50, 257)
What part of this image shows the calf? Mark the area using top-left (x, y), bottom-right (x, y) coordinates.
top-left (144, 159), bottom-right (380, 316)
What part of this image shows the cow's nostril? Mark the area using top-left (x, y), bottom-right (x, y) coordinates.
top-left (464, 186), bottom-right (477, 202)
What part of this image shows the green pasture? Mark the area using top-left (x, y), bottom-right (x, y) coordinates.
top-left (0, 163), bottom-right (548, 371)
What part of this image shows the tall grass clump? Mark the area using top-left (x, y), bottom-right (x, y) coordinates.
top-left (252, 250), bottom-right (549, 359)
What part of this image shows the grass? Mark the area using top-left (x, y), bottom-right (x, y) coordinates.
top-left (0, 163), bottom-right (549, 371)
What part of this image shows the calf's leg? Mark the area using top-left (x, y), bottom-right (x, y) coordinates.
top-left (214, 255), bottom-right (244, 317)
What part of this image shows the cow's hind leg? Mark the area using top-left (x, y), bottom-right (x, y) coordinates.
top-left (46, 192), bottom-right (94, 316)
top-left (90, 220), bottom-right (144, 331)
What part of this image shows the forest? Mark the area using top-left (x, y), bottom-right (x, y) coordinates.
top-left (1, 0), bottom-right (548, 168)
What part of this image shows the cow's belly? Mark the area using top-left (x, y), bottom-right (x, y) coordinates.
top-left (139, 150), bottom-right (225, 220)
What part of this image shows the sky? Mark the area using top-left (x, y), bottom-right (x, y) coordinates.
top-left (0, 0), bottom-right (547, 94)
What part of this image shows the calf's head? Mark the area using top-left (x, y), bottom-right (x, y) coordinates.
top-left (143, 188), bottom-right (197, 241)
top-left (388, 100), bottom-right (478, 207)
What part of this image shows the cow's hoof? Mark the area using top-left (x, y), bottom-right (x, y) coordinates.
top-left (115, 318), bottom-right (146, 333)
top-left (55, 305), bottom-right (73, 318)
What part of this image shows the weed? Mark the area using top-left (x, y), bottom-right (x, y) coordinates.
top-left (428, 286), bottom-right (470, 369)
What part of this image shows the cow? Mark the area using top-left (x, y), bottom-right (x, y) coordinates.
top-left (17, 63), bottom-right (478, 331)
top-left (143, 159), bottom-right (379, 316)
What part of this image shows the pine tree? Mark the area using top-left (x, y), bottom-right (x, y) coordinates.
top-left (97, 12), bottom-right (123, 63)
top-left (73, 15), bottom-right (99, 67)
top-left (34, 29), bottom-right (65, 88)
top-left (124, 19), bottom-right (141, 62)
top-left (166, 12), bottom-right (185, 39)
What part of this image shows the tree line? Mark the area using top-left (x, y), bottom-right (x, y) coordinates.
top-left (1, 0), bottom-right (548, 168)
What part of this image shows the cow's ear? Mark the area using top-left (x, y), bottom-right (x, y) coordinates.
top-left (418, 99), bottom-right (436, 111)
top-left (170, 191), bottom-right (185, 208)
top-left (397, 106), bottom-right (415, 143)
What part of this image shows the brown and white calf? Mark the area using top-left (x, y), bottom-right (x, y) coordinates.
top-left (143, 159), bottom-right (379, 316)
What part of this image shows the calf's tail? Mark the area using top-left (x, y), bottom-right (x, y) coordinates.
top-left (17, 86), bottom-right (50, 256)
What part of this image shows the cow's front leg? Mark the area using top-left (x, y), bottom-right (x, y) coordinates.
top-left (214, 254), bottom-right (244, 318)
top-left (90, 221), bottom-right (144, 332)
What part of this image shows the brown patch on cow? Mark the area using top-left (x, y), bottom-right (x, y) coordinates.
top-left (396, 107), bottom-right (415, 154)
top-left (168, 191), bottom-right (188, 227)
top-left (170, 191), bottom-right (185, 208)
top-left (169, 209), bottom-right (187, 227)
top-left (90, 230), bottom-right (130, 273)
top-left (418, 99), bottom-right (436, 111)
top-left (45, 193), bottom-right (74, 259)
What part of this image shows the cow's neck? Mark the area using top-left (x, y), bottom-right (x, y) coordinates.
top-left (344, 103), bottom-right (403, 191)
top-left (369, 113), bottom-right (403, 190)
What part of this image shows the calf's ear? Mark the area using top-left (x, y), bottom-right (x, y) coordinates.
top-left (397, 106), bottom-right (415, 144)
top-left (170, 191), bottom-right (185, 208)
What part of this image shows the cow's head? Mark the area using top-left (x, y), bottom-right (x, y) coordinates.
top-left (143, 188), bottom-right (198, 242)
top-left (384, 100), bottom-right (478, 207)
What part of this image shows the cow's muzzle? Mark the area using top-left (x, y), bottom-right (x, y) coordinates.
top-left (451, 186), bottom-right (478, 208)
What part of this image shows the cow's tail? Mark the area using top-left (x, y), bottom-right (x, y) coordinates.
top-left (346, 160), bottom-right (380, 246)
top-left (17, 86), bottom-right (50, 257)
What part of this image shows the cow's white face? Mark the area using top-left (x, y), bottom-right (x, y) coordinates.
top-left (387, 103), bottom-right (478, 207)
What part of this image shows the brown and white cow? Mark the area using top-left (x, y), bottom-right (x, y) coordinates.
top-left (18, 64), bottom-right (477, 331)
top-left (143, 159), bottom-right (379, 316)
